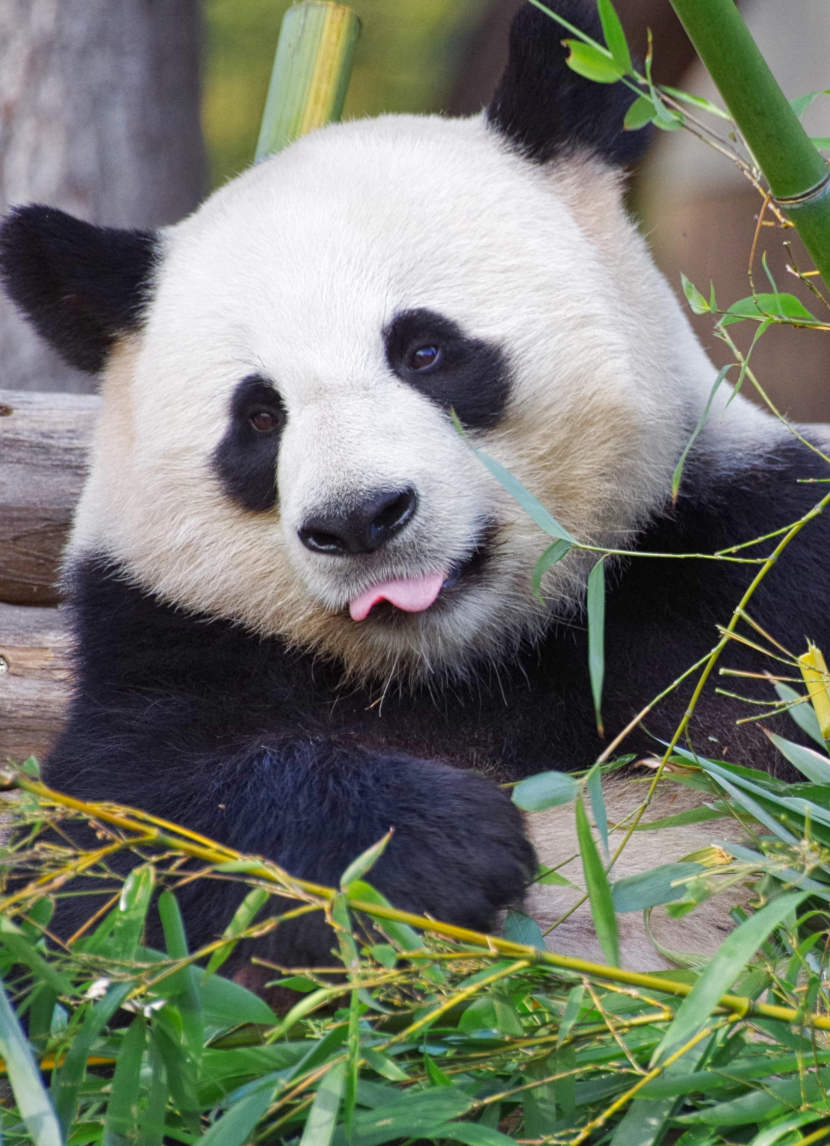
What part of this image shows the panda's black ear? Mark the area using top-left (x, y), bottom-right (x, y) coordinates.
top-left (487, 0), bottom-right (648, 167)
top-left (0, 205), bottom-right (160, 373)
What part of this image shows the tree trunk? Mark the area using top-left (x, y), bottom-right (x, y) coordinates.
top-left (0, 0), bottom-right (206, 393)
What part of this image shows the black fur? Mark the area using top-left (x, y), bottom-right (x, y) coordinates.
top-left (384, 309), bottom-right (511, 430)
top-left (0, 205), bottom-right (158, 373)
top-left (212, 376), bottom-right (287, 512)
top-left (487, 0), bottom-right (649, 167)
top-left (45, 436), bottom-right (830, 962)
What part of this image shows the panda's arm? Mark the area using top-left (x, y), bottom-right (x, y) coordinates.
top-left (46, 725), bottom-right (535, 964)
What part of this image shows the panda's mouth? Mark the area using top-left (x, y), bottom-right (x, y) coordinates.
top-left (347, 523), bottom-right (493, 622)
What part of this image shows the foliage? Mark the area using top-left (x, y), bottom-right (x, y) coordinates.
top-left (1, 744), bottom-right (830, 1146)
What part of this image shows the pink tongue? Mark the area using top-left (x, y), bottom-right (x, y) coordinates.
top-left (349, 572), bottom-right (446, 622)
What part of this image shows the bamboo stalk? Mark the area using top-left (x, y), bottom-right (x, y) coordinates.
top-left (4, 770), bottom-right (830, 1034)
top-left (668, 0), bottom-right (830, 288)
top-left (255, 2), bottom-right (361, 162)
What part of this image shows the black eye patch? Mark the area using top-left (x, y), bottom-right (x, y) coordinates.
top-left (212, 375), bottom-right (287, 512)
top-left (383, 308), bottom-right (511, 430)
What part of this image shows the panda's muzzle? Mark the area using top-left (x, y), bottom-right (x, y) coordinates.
top-left (298, 487), bottom-right (417, 556)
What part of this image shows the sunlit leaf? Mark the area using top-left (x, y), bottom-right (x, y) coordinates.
top-left (681, 273), bottom-right (711, 314)
top-left (597, 0), bottom-right (632, 73)
top-left (765, 731), bottom-right (830, 784)
top-left (720, 292), bottom-right (818, 326)
top-left (563, 39), bottom-right (624, 83)
top-left (341, 830), bottom-right (393, 889)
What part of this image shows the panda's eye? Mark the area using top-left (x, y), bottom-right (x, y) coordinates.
top-left (249, 410), bottom-right (283, 433)
top-left (405, 344), bottom-right (441, 372)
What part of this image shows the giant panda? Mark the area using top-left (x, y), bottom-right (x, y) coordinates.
top-left (2, 0), bottom-right (829, 973)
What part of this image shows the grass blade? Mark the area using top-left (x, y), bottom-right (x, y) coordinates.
top-left (587, 557), bottom-right (607, 737)
top-left (0, 976), bottom-right (63, 1146)
top-left (575, 796), bottom-right (619, 966)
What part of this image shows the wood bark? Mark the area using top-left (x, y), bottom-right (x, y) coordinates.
top-left (0, 0), bottom-right (205, 394)
top-left (0, 602), bottom-right (71, 762)
top-left (0, 387), bottom-right (100, 605)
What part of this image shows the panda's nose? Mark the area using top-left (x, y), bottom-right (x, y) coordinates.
top-left (298, 488), bottom-right (417, 555)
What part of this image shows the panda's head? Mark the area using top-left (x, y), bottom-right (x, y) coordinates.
top-left (0, 1), bottom-right (728, 683)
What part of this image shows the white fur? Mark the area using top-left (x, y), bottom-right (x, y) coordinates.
top-left (69, 112), bottom-right (778, 683)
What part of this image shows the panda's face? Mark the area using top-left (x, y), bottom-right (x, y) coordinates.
top-left (64, 113), bottom-right (695, 681)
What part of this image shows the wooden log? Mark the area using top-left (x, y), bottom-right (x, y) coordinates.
top-left (0, 602), bottom-right (72, 763)
top-left (0, 388), bottom-right (100, 605)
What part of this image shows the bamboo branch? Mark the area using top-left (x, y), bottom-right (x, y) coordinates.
top-left (668, 0), bottom-right (830, 288)
top-left (3, 769), bottom-right (830, 1033)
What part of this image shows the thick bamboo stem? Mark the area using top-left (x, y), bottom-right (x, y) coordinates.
top-left (255, 2), bottom-right (361, 162)
top-left (669, 0), bottom-right (830, 288)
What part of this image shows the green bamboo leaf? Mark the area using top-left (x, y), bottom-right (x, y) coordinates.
top-left (681, 272), bottom-right (711, 314)
top-left (654, 891), bottom-right (807, 1065)
top-left (199, 972), bottom-right (278, 1030)
top-left (678, 275), bottom-right (706, 316)
top-left (575, 796), bottom-right (619, 966)
top-left (340, 830), bottom-right (393, 888)
top-left (512, 770), bottom-right (578, 812)
top-left (557, 984), bottom-right (584, 1046)
top-left (103, 1015), bottom-right (147, 1146)
top-left (563, 39), bottom-right (624, 83)
top-left (157, 890), bottom-right (203, 1060)
top-left (774, 682), bottom-right (826, 746)
top-left (587, 557), bottom-right (606, 737)
top-left (452, 413), bottom-right (576, 543)
top-left (345, 881), bottom-right (445, 983)
top-left (531, 539), bottom-right (571, 601)
top-left (204, 887), bottom-right (270, 980)
top-left (300, 1062), bottom-right (345, 1146)
top-left (502, 910), bottom-right (545, 950)
top-left (334, 1089), bottom-right (473, 1145)
top-left (611, 862), bottom-right (704, 912)
top-left (136, 1036), bottom-right (168, 1146)
top-left (197, 1082), bottom-right (275, 1146)
top-left (0, 918), bottom-right (75, 997)
top-left (661, 85), bottom-right (731, 119)
top-left (790, 89), bottom-right (830, 119)
top-left (586, 764), bottom-right (608, 856)
top-left (432, 1122), bottom-right (524, 1145)
top-left (362, 1048), bottom-right (409, 1082)
top-left (53, 981), bottom-right (132, 1136)
top-left (610, 1095), bottom-right (678, 1146)
top-left (0, 975), bottom-right (63, 1146)
top-left (672, 366), bottom-right (732, 501)
top-left (634, 804), bottom-right (730, 831)
top-left (597, 0), bottom-right (632, 73)
top-left (721, 292), bottom-right (818, 326)
top-left (624, 94), bottom-right (658, 130)
top-left (764, 731), bottom-right (830, 784)
top-left (534, 864), bottom-right (575, 887)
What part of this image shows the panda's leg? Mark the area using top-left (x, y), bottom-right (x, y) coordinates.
top-left (525, 773), bottom-right (750, 970)
top-left (46, 735), bottom-right (536, 968)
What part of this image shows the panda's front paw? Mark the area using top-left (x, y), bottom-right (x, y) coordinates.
top-left (370, 759), bottom-right (536, 935)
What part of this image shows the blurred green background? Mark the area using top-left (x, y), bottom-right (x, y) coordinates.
top-left (202, 0), bottom-right (480, 188)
